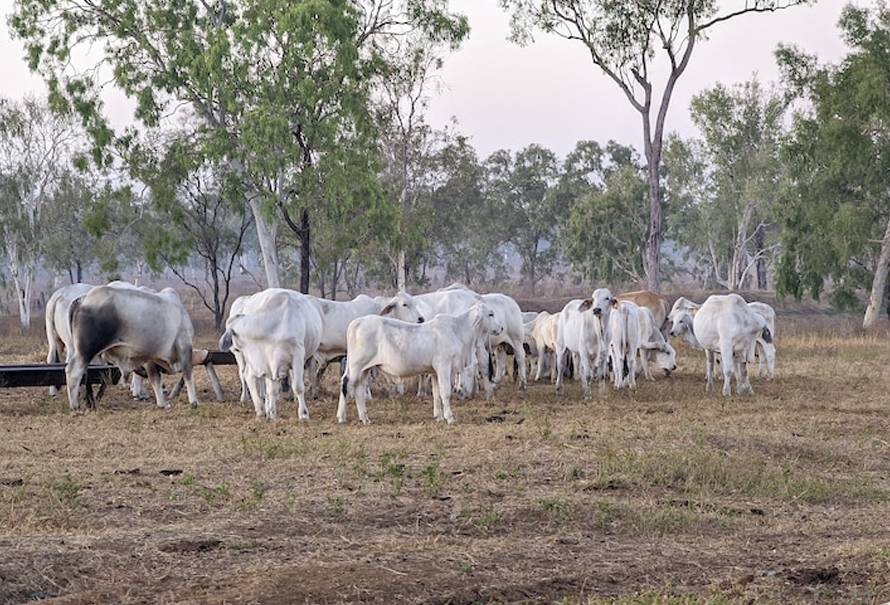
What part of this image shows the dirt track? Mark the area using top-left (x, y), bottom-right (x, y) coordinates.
top-left (1, 316), bottom-right (890, 604)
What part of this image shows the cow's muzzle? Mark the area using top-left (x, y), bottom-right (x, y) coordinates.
top-left (417, 316), bottom-right (425, 323)
top-left (592, 308), bottom-right (601, 316)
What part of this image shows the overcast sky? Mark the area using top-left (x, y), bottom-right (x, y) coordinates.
top-left (0, 0), bottom-right (872, 158)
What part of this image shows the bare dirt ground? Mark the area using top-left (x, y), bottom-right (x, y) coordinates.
top-left (1, 313), bottom-right (890, 604)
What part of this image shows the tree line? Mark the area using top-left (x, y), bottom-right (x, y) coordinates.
top-left (3, 1), bottom-right (890, 330)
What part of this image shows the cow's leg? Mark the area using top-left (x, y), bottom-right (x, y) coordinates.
top-left (704, 351), bottom-right (714, 392)
top-left (233, 350), bottom-right (249, 404)
top-left (47, 339), bottom-right (60, 397)
top-left (354, 373), bottom-right (371, 425)
top-left (476, 342), bottom-right (494, 399)
top-left (146, 363), bottom-right (168, 409)
top-left (640, 349), bottom-right (655, 381)
top-left (183, 364), bottom-right (199, 408)
top-left (264, 376), bottom-right (281, 420)
top-left (579, 353), bottom-right (593, 399)
top-left (736, 355), bottom-right (753, 395)
top-left (627, 347), bottom-right (638, 389)
top-left (337, 370), bottom-right (351, 424)
top-left (534, 341), bottom-right (547, 382)
top-left (291, 348), bottom-right (309, 421)
top-left (513, 338), bottom-right (527, 391)
top-left (765, 342), bottom-right (776, 379)
top-left (432, 376), bottom-right (443, 421)
top-left (65, 354), bottom-right (88, 411)
top-left (719, 340), bottom-right (734, 397)
top-left (493, 347), bottom-right (508, 384)
top-left (131, 374), bottom-right (151, 400)
top-left (247, 374), bottom-right (265, 418)
top-left (555, 346), bottom-right (567, 395)
top-left (434, 364), bottom-right (455, 425)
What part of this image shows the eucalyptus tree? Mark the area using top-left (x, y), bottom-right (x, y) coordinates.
top-left (486, 144), bottom-right (564, 295)
top-left (777, 3), bottom-right (890, 328)
top-left (0, 97), bottom-right (83, 328)
top-left (11, 0), bottom-right (467, 293)
top-left (499, 0), bottom-right (814, 291)
top-left (667, 79), bottom-right (786, 290)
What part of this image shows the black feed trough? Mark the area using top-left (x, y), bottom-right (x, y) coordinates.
top-left (0, 363), bottom-right (121, 389)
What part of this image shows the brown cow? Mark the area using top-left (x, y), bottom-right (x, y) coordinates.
top-left (617, 290), bottom-right (669, 331)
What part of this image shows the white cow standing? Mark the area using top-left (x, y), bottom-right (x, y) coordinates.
top-left (66, 284), bottom-right (200, 410)
top-left (338, 303), bottom-right (504, 425)
top-left (219, 289), bottom-right (322, 420)
top-left (668, 293), bottom-right (773, 396)
top-left (409, 287), bottom-right (527, 396)
top-left (555, 288), bottom-right (615, 398)
top-left (306, 292), bottom-right (425, 396)
top-left (529, 311), bottom-right (560, 382)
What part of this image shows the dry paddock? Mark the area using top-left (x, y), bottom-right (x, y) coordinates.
top-left (1, 313), bottom-right (890, 604)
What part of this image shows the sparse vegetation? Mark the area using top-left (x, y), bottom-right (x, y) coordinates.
top-left (0, 316), bottom-right (889, 603)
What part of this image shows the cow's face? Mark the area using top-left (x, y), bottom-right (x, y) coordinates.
top-left (382, 292), bottom-right (424, 323)
top-left (475, 303), bottom-right (504, 336)
top-left (653, 342), bottom-right (678, 375)
top-left (669, 309), bottom-right (693, 338)
top-left (588, 288), bottom-right (615, 318)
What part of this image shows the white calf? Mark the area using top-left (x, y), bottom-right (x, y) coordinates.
top-left (555, 288), bottom-right (615, 398)
top-left (338, 303), bottom-right (504, 425)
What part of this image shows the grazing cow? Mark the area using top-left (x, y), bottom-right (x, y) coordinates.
top-left (555, 288), bottom-right (615, 397)
top-left (66, 284), bottom-right (199, 410)
top-left (45, 283), bottom-right (94, 396)
top-left (617, 290), bottom-right (669, 332)
top-left (669, 293), bottom-right (772, 396)
top-left (636, 307), bottom-right (677, 379)
top-left (748, 301), bottom-right (777, 379)
top-left (608, 302), bottom-right (676, 388)
top-left (338, 303), bottom-right (504, 425)
top-left (219, 289), bottom-right (322, 420)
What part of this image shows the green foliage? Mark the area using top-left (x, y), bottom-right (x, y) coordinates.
top-left (486, 144), bottom-right (564, 294)
top-left (776, 3), bottom-right (890, 306)
top-left (565, 163), bottom-right (648, 284)
top-left (666, 78), bottom-right (786, 289)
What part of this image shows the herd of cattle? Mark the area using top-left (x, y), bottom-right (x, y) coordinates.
top-left (42, 281), bottom-right (776, 424)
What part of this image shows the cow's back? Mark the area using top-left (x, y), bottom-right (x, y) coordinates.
top-left (618, 290), bottom-right (668, 328)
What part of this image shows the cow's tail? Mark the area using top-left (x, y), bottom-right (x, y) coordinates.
top-left (67, 297), bottom-right (83, 346)
top-left (488, 352), bottom-right (495, 382)
top-left (761, 326), bottom-right (773, 344)
top-left (341, 373), bottom-right (349, 397)
top-left (45, 295), bottom-right (60, 363)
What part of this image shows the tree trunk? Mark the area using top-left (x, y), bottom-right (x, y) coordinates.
top-left (863, 215), bottom-right (890, 330)
top-left (331, 260), bottom-right (339, 301)
top-left (396, 249), bottom-right (407, 292)
top-left (67, 267), bottom-right (75, 285)
top-left (299, 208), bottom-right (311, 294)
top-left (645, 148), bottom-right (663, 293)
top-left (248, 197), bottom-right (281, 288)
top-left (754, 227), bottom-right (768, 290)
top-left (76, 259), bottom-right (83, 283)
top-left (11, 267), bottom-right (34, 329)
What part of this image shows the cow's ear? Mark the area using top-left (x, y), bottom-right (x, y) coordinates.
top-left (611, 298), bottom-right (619, 309)
top-left (579, 299), bottom-right (593, 312)
top-left (381, 303), bottom-right (395, 316)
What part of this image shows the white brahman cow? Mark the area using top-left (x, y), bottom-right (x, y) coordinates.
top-left (555, 288), bottom-right (615, 398)
top-left (338, 303), bottom-right (504, 425)
top-left (668, 293), bottom-right (772, 396)
top-left (306, 292), bottom-right (425, 395)
top-left (66, 284), bottom-right (199, 410)
top-left (219, 288), bottom-right (322, 420)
